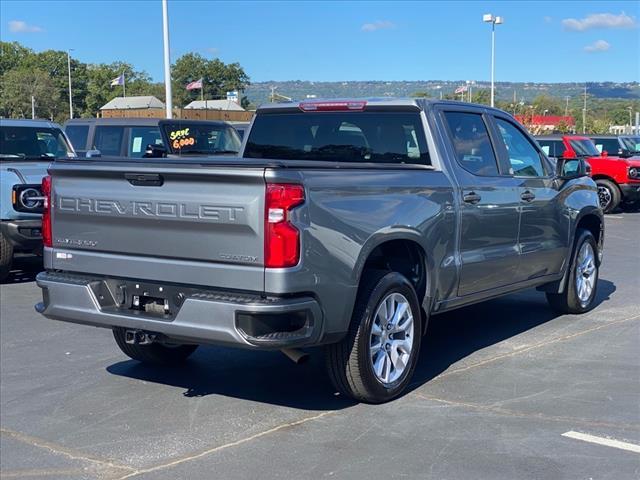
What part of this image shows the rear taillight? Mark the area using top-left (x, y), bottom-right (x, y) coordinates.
top-left (265, 183), bottom-right (305, 268)
top-left (299, 101), bottom-right (367, 112)
top-left (41, 175), bottom-right (52, 247)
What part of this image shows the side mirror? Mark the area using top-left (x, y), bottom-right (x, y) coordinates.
top-left (556, 157), bottom-right (588, 180)
top-left (85, 149), bottom-right (101, 158)
top-left (144, 144), bottom-right (167, 158)
top-left (601, 150), bottom-right (608, 157)
top-left (560, 149), bottom-right (577, 160)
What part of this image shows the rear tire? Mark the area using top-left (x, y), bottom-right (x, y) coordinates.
top-left (546, 229), bottom-right (599, 314)
top-left (325, 271), bottom-right (422, 403)
top-left (595, 179), bottom-right (621, 213)
top-left (0, 233), bottom-right (13, 282)
top-left (113, 328), bottom-right (198, 365)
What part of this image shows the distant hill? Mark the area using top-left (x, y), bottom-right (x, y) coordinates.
top-left (244, 81), bottom-right (640, 106)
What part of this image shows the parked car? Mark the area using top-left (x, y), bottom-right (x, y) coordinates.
top-left (536, 134), bottom-right (640, 213)
top-left (590, 135), bottom-right (640, 159)
top-left (0, 119), bottom-right (75, 280)
top-left (64, 118), bottom-right (241, 158)
top-left (36, 99), bottom-right (603, 403)
top-left (228, 121), bottom-right (251, 140)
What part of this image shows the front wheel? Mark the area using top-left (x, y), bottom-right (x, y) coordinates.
top-left (113, 328), bottom-right (198, 365)
top-left (325, 271), bottom-right (422, 403)
top-left (546, 229), bottom-right (599, 314)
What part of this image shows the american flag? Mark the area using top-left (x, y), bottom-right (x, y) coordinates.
top-left (454, 85), bottom-right (468, 94)
top-left (186, 78), bottom-right (203, 90)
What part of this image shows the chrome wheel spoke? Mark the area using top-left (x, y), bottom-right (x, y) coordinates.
top-left (370, 292), bottom-right (415, 386)
top-left (575, 243), bottom-right (596, 304)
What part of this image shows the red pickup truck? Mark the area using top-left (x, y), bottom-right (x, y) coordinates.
top-left (536, 135), bottom-right (640, 213)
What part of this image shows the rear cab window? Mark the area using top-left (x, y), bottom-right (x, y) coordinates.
top-left (244, 111), bottom-right (430, 165)
top-left (161, 122), bottom-right (241, 156)
top-left (536, 139), bottom-right (565, 158)
top-left (442, 111), bottom-right (499, 176)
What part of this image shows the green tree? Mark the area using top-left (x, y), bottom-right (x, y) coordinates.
top-left (411, 91), bottom-right (432, 98)
top-left (84, 62), bottom-right (153, 116)
top-left (171, 53), bottom-right (250, 107)
top-left (0, 68), bottom-right (61, 120)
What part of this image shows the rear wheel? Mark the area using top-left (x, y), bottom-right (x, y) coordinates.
top-left (325, 271), bottom-right (422, 403)
top-left (112, 328), bottom-right (198, 365)
top-left (595, 179), bottom-right (621, 213)
top-left (546, 229), bottom-right (599, 314)
top-left (0, 233), bottom-right (13, 282)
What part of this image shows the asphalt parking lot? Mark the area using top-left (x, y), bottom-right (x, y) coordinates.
top-left (1, 212), bottom-right (639, 480)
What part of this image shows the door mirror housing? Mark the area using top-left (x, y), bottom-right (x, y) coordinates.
top-left (556, 157), bottom-right (588, 180)
top-left (560, 149), bottom-right (577, 160)
top-left (144, 144), bottom-right (167, 158)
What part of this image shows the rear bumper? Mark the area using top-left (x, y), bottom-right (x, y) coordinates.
top-left (619, 183), bottom-right (640, 202)
top-left (0, 219), bottom-right (42, 251)
top-left (35, 271), bottom-right (324, 349)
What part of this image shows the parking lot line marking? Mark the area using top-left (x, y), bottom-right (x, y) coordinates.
top-left (0, 427), bottom-right (135, 475)
top-left (116, 410), bottom-right (335, 480)
top-left (432, 314), bottom-right (639, 380)
top-left (412, 393), bottom-right (640, 431)
top-left (562, 431), bottom-right (640, 454)
top-left (1, 467), bottom-right (91, 478)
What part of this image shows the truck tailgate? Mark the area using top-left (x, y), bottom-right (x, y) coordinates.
top-left (49, 162), bottom-right (266, 291)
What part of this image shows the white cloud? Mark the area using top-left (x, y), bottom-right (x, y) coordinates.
top-left (544, 16), bottom-right (553, 24)
top-left (562, 12), bottom-right (637, 31)
top-left (584, 39), bottom-right (611, 53)
top-left (361, 20), bottom-right (396, 32)
top-left (205, 47), bottom-right (219, 55)
top-left (8, 20), bottom-right (43, 33)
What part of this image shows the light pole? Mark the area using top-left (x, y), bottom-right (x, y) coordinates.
top-left (162, 0), bottom-right (173, 119)
top-left (483, 14), bottom-right (503, 108)
top-left (67, 49), bottom-right (74, 119)
top-left (628, 106), bottom-right (633, 127)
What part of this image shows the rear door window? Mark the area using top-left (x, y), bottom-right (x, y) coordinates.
top-left (128, 127), bottom-right (163, 158)
top-left (443, 111), bottom-right (499, 176)
top-left (245, 112), bottom-right (430, 165)
top-left (93, 126), bottom-right (124, 156)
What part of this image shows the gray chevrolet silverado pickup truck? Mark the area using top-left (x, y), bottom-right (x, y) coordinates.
top-left (35, 99), bottom-right (604, 403)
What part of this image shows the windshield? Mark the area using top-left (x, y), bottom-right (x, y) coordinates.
top-left (245, 111), bottom-right (430, 164)
top-left (620, 136), bottom-right (640, 153)
top-left (0, 126), bottom-right (74, 160)
top-left (569, 139), bottom-right (600, 157)
top-left (161, 123), bottom-right (241, 155)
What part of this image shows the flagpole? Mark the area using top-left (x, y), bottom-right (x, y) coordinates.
top-left (122, 72), bottom-right (126, 98)
top-left (201, 84), bottom-right (204, 102)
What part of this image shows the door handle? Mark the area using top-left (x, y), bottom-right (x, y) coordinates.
top-left (125, 173), bottom-right (164, 187)
top-left (520, 190), bottom-right (536, 202)
top-left (463, 192), bottom-right (482, 204)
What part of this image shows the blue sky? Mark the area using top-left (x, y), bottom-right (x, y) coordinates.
top-left (1, 1), bottom-right (638, 83)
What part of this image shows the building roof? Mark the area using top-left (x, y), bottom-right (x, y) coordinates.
top-left (184, 100), bottom-right (245, 111)
top-left (100, 96), bottom-right (165, 110)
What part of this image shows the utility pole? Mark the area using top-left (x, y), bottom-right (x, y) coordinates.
top-left (582, 84), bottom-right (587, 134)
top-left (31, 96), bottom-right (35, 119)
top-left (162, 0), bottom-right (173, 119)
top-left (67, 49), bottom-right (74, 119)
top-left (564, 96), bottom-right (569, 117)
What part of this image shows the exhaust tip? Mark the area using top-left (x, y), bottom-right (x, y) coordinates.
top-left (281, 348), bottom-right (309, 365)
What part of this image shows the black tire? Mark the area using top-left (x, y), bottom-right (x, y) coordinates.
top-left (546, 229), bottom-right (599, 314)
top-left (112, 328), bottom-right (198, 365)
top-left (595, 179), bottom-right (621, 214)
top-left (325, 271), bottom-right (422, 404)
top-left (0, 233), bottom-right (13, 282)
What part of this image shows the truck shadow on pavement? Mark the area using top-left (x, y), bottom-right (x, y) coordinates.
top-left (1, 255), bottom-right (42, 285)
top-left (106, 279), bottom-right (615, 410)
